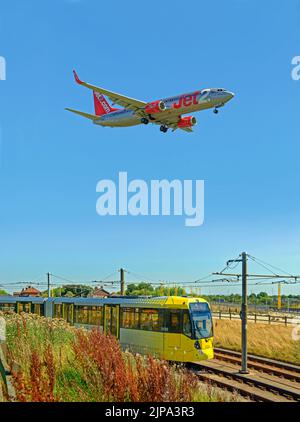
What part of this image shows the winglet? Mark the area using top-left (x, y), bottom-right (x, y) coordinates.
top-left (73, 69), bottom-right (83, 85)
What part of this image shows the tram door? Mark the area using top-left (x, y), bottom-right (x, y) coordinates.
top-left (104, 305), bottom-right (120, 338)
top-left (33, 304), bottom-right (42, 316)
top-left (167, 310), bottom-right (182, 350)
top-left (62, 303), bottom-right (74, 324)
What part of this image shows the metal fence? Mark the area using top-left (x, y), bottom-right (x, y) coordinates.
top-left (210, 301), bottom-right (300, 314)
top-left (210, 301), bottom-right (300, 315)
top-left (212, 311), bottom-right (297, 326)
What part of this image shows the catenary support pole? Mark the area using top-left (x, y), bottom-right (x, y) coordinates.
top-left (240, 252), bottom-right (249, 374)
top-left (47, 272), bottom-right (51, 298)
top-left (120, 268), bottom-right (125, 296)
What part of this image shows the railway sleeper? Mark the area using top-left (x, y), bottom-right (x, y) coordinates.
top-left (197, 373), bottom-right (290, 402)
top-left (194, 363), bottom-right (300, 401)
top-left (214, 353), bottom-right (300, 383)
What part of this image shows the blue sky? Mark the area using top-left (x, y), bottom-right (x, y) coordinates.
top-left (0, 0), bottom-right (300, 295)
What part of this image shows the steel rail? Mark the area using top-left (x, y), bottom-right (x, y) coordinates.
top-left (190, 361), bottom-right (300, 402)
top-left (214, 347), bottom-right (300, 377)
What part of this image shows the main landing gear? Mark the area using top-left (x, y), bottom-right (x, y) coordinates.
top-left (213, 108), bottom-right (219, 114)
top-left (141, 118), bottom-right (168, 132)
top-left (160, 125), bottom-right (168, 133)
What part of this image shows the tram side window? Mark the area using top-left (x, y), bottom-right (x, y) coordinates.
top-left (140, 309), bottom-right (164, 332)
top-left (153, 310), bottom-right (164, 331)
top-left (121, 308), bottom-right (140, 329)
top-left (89, 306), bottom-right (103, 326)
top-left (33, 304), bottom-right (44, 316)
top-left (74, 305), bottom-right (89, 324)
top-left (54, 304), bottom-right (63, 319)
top-left (0, 303), bottom-right (15, 312)
top-left (167, 310), bottom-right (182, 333)
top-left (18, 302), bottom-right (32, 313)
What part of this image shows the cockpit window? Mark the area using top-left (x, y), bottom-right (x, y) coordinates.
top-left (189, 302), bottom-right (213, 339)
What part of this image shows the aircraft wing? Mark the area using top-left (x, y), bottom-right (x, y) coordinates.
top-left (72, 71), bottom-right (146, 111)
top-left (71, 71), bottom-right (194, 131)
top-left (178, 126), bottom-right (194, 133)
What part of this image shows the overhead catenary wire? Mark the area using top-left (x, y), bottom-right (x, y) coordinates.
top-left (126, 269), bottom-right (161, 284)
top-left (1, 254), bottom-right (300, 294)
top-left (247, 255), bottom-right (280, 276)
top-left (247, 254), bottom-right (294, 277)
top-left (50, 273), bottom-right (79, 285)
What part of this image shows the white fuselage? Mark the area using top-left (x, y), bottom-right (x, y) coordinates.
top-left (93, 88), bottom-right (234, 127)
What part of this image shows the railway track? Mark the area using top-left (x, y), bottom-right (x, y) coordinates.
top-left (191, 349), bottom-right (300, 402)
top-left (214, 348), bottom-right (300, 382)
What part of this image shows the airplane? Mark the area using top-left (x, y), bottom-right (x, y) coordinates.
top-left (66, 71), bottom-right (234, 133)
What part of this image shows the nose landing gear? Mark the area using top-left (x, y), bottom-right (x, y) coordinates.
top-left (213, 103), bottom-right (225, 114)
top-left (160, 125), bottom-right (168, 133)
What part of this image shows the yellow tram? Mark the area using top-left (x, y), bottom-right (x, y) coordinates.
top-left (0, 295), bottom-right (214, 363)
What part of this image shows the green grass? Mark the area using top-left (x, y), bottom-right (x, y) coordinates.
top-left (1, 312), bottom-right (240, 402)
top-left (214, 319), bottom-right (300, 365)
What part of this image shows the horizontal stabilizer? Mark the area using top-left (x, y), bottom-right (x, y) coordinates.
top-left (65, 108), bottom-right (98, 120)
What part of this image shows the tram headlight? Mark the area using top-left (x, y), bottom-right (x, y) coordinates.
top-left (194, 340), bottom-right (201, 350)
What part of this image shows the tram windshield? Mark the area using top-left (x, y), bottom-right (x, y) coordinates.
top-left (189, 302), bottom-right (213, 339)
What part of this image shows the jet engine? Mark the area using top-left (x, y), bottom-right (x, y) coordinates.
top-left (144, 100), bottom-right (166, 114)
top-left (177, 116), bottom-right (197, 128)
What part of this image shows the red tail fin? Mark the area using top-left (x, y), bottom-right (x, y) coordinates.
top-left (93, 91), bottom-right (118, 116)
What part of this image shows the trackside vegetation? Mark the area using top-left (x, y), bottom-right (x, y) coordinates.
top-left (214, 319), bottom-right (300, 365)
top-left (1, 312), bottom-right (240, 402)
